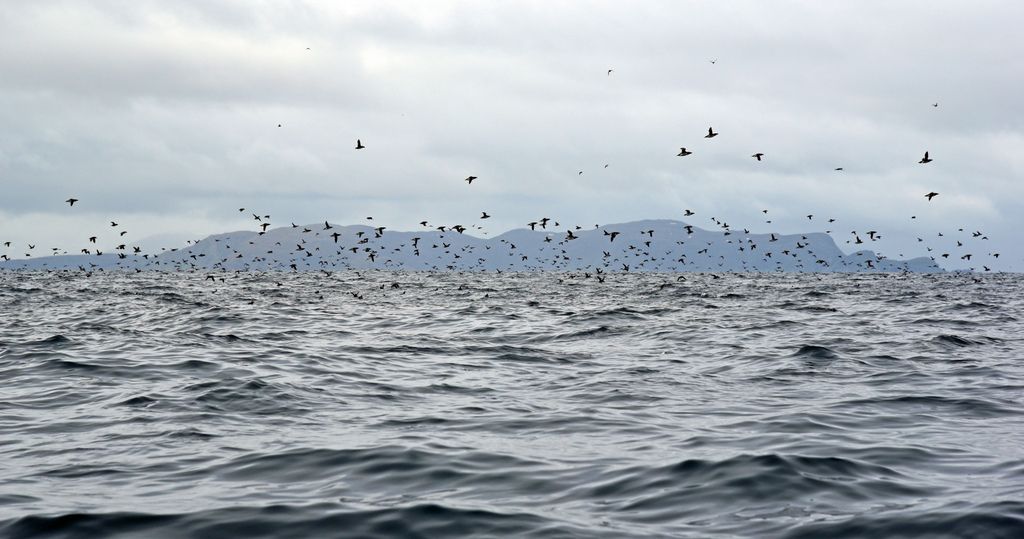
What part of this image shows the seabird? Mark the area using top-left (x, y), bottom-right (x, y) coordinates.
top-left (704, 127), bottom-right (718, 138)
top-left (677, 147), bottom-right (692, 156)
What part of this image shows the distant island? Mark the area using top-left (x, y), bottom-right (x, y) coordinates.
top-left (0, 219), bottom-right (942, 273)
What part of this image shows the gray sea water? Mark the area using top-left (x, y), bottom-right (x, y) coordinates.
top-left (1, 271), bottom-right (1023, 538)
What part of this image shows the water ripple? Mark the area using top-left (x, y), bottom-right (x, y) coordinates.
top-left (1, 271), bottom-right (1022, 538)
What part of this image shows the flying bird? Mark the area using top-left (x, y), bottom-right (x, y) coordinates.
top-left (677, 147), bottom-right (692, 156)
top-left (355, 139), bottom-right (365, 149)
top-left (480, 212), bottom-right (490, 219)
top-left (704, 127), bottom-right (718, 138)
top-left (65, 198), bottom-right (78, 206)
top-left (752, 153), bottom-right (764, 161)
top-left (925, 191), bottom-right (939, 201)
top-left (919, 151), bottom-right (932, 164)
top-left (465, 176), bottom-right (477, 184)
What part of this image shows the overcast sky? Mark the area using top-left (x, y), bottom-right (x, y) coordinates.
top-left (1, 1), bottom-right (1021, 270)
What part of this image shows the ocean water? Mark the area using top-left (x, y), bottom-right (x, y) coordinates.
top-left (1, 271), bottom-right (1023, 538)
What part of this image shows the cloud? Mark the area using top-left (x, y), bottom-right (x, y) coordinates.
top-left (0, 0), bottom-right (1021, 270)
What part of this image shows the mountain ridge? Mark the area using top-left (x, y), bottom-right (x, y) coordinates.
top-left (0, 219), bottom-right (943, 273)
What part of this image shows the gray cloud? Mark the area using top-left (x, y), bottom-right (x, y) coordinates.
top-left (1, 1), bottom-right (1021, 270)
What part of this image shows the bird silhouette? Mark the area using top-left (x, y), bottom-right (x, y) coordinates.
top-left (465, 176), bottom-right (477, 184)
top-left (355, 139), bottom-right (365, 149)
top-left (677, 147), bottom-right (692, 157)
top-left (919, 151), bottom-right (932, 164)
top-left (65, 198), bottom-right (78, 206)
top-left (704, 127), bottom-right (718, 138)
top-left (752, 153), bottom-right (764, 161)
top-left (925, 192), bottom-right (939, 201)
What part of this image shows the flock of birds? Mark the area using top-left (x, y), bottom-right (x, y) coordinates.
top-left (0, 65), bottom-right (1006, 282)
